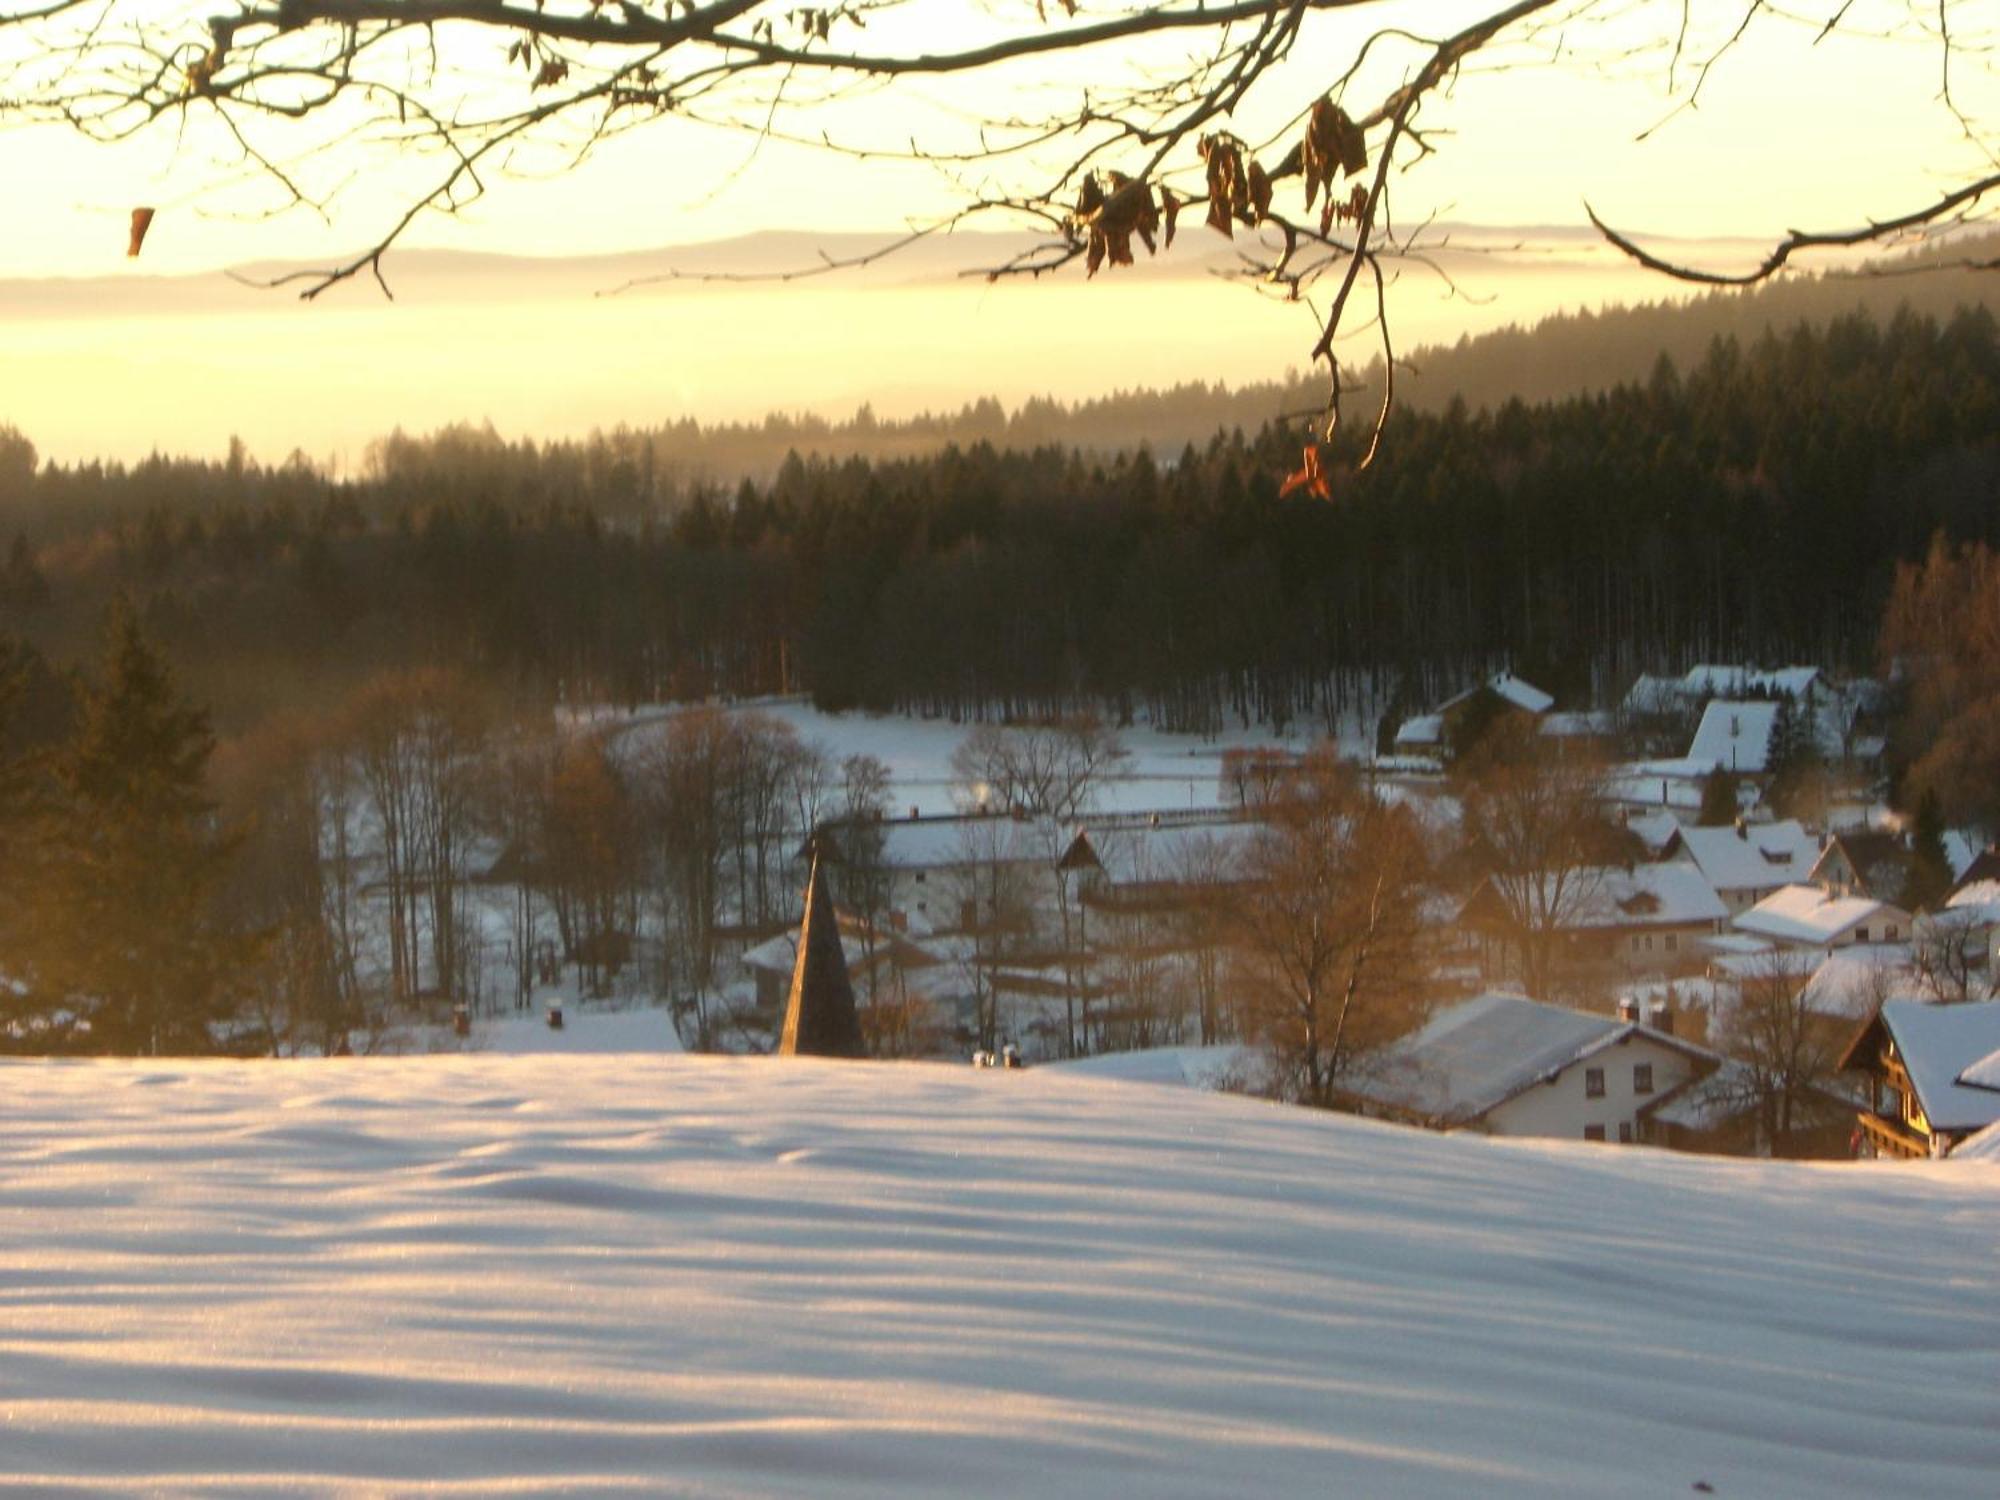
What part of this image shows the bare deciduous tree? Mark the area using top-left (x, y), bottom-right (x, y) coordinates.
top-left (1713, 950), bottom-right (1856, 1156)
top-left (1456, 717), bottom-right (1623, 998)
top-left (1234, 749), bottom-right (1428, 1106)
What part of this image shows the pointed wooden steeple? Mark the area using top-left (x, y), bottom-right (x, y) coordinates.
top-left (778, 851), bottom-right (866, 1058)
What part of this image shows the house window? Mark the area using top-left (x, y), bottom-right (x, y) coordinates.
top-left (1618, 1122), bottom-right (1634, 1144)
top-left (1886, 924), bottom-right (1899, 941)
top-left (1664, 933), bottom-right (1678, 953)
top-left (1633, 1063), bottom-right (1654, 1095)
top-left (1855, 926), bottom-right (1869, 944)
top-left (913, 871), bottom-right (926, 884)
top-left (1585, 1067), bottom-right (1605, 1099)
top-left (1584, 1124), bottom-right (1606, 1142)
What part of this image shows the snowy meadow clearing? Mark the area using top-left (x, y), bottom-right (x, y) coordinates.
top-left (2, 1055), bottom-right (1996, 1497)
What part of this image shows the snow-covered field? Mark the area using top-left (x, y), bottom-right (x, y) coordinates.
top-left (3, 1056), bottom-right (1996, 1496)
top-left (599, 697), bottom-right (1342, 815)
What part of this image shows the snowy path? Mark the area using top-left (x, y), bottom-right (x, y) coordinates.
top-left (0, 1055), bottom-right (1995, 1496)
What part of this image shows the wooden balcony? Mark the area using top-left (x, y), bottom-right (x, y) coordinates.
top-left (1856, 1110), bottom-right (1928, 1161)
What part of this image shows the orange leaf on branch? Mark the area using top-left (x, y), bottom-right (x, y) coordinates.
top-left (1301, 98), bottom-right (1368, 235)
top-left (127, 206), bottom-right (156, 258)
top-left (1279, 444), bottom-right (1332, 501)
top-left (1074, 171), bottom-right (1160, 278)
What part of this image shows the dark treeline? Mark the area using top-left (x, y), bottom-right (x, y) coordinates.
top-left (0, 305), bottom-right (1996, 735)
top-left (1387, 235), bottom-right (2000, 416)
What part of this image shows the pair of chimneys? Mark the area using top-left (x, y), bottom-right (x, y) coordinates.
top-left (1617, 996), bottom-right (1675, 1035)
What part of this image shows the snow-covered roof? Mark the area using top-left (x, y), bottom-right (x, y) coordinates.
top-left (1621, 673), bottom-right (1687, 717)
top-left (1960, 1046), bottom-right (2000, 1094)
top-left (1686, 700), bottom-right (1781, 775)
top-left (1668, 820), bottom-right (1821, 895)
top-left (1683, 664), bottom-right (1823, 700)
top-left (872, 815), bottom-right (1045, 870)
top-left (1944, 879), bottom-right (2000, 927)
top-left (1424, 673), bottom-right (1555, 722)
top-left (1351, 992), bottom-right (1709, 1126)
top-left (1623, 809), bottom-right (1685, 855)
top-left (1393, 713), bottom-right (1444, 749)
top-left (1734, 885), bottom-right (1907, 947)
top-left (1485, 673), bottom-right (1555, 714)
top-left (1540, 710), bottom-right (1615, 739)
top-left (1463, 864), bottom-right (1726, 932)
top-left (1083, 819), bottom-right (1254, 886)
top-left (1876, 999), bottom-right (2000, 1134)
top-left (1576, 863), bottom-right (1728, 929)
top-left (1799, 947), bottom-right (1916, 1020)
top-left (1602, 769), bottom-right (1708, 812)
top-left (1953, 1117), bottom-right (2000, 1160)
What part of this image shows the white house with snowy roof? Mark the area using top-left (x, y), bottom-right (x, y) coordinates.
top-left (1663, 819), bottom-right (1822, 914)
top-left (1840, 998), bottom-right (2000, 1158)
top-left (1734, 884), bottom-right (1911, 952)
top-left (1459, 862), bottom-right (1728, 983)
top-left (1392, 672), bottom-right (1554, 757)
top-left (1345, 992), bottom-right (1718, 1145)
top-left (1686, 699), bottom-right (1782, 777)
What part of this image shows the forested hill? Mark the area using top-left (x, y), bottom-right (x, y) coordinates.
top-left (0, 305), bottom-right (1994, 737)
top-left (1385, 241), bottom-right (2000, 416)
top-left (346, 238), bottom-right (2000, 489)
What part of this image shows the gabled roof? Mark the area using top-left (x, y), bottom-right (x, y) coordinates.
top-left (1393, 713), bottom-right (1444, 749)
top-left (1483, 673), bottom-right (1555, 715)
top-left (1734, 884), bottom-right (1908, 946)
top-left (1797, 946), bottom-right (1916, 1020)
top-left (1081, 818), bottom-right (1254, 887)
top-left (1623, 809), bottom-right (1685, 856)
top-left (1687, 700), bottom-right (1780, 774)
top-left (1936, 879), bottom-right (2000, 929)
top-left (1950, 845), bottom-right (2000, 895)
top-left (1810, 830), bottom-right (1913, 901)
top-left (1464, 863), bottom-right (1727, 931)
top-left (1540, 710), bottom-right (1615, 738)
top-left (867, 814), bottom-right (1046, 871)
top-left (1961, 1046), bottom-right (2000, 1094)
top-left (1683, 664), bottom-right (1823, 700)
top-left (1621, 673), bottom-right (1687, 717)
top-left (1665, 819), bottom-right (1820, 895)
top-left (1410, 673), bottom-right (1555, 735)
top-left (1843, 1000), bottom-right (2000, 1135)
top-left (1349, 993), bottom-right (1713, 1126)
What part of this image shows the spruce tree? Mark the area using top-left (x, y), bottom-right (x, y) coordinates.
top-left (1907, 790), bottom-right (1954, 914)
top-left (1698, 769), bottom-right (1741, 827)
top-left (40, 600), bottom-right (245, 1054)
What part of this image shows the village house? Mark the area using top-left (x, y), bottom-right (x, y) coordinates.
top-left (1808, 829), bottom-right (1916, 905)
top-left (1839, 998), bottom-right (2000, 1158)
top-left (1392, 672), bottom-right (1554, 759)
top-left (1734, 884), bottom-right (1911, 952)
top-left (1458, 862), bottom-right (1728, 987)
top-left (1662, 819), bottom-right (1821, 915)
top-left (1686, 699), bottom-right (1781, 779)
top-left (1344, 991), bottom-right (1718, 1145)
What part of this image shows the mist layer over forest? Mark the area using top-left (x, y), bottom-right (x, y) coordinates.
top-left (0, 299), bottom-right (1993, 741)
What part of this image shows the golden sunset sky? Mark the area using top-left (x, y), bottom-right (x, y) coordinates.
top-left (2, 0), bottom-right (1994, 462)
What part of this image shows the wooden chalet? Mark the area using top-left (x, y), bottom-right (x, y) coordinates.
top-left (1838, 998), bottom-right (2000, 1159)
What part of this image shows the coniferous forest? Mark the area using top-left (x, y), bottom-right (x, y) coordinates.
top-left (0, 305), bottom-right (1995, 744)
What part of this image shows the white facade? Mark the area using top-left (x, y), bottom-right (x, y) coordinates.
top-left (1482, 1033), bottom-right (1708, 1144)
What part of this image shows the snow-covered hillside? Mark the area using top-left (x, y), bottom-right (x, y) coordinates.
top-left (2, 1056), bottom-right (1995, 1496)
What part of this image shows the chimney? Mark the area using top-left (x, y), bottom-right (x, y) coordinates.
top-left (1617, 997), bottom-right (1639, 1023)
top-left (1646, 999), bottom-right (1674, 1036)
top-left (1735, 816), bottom-right (1748, 841)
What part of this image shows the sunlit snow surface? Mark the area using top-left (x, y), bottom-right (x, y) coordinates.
top-left (2, 1056), bottom-right (1996, 1496)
